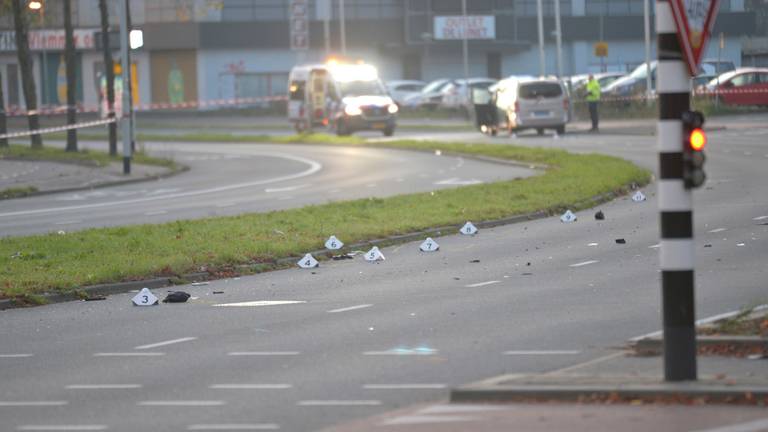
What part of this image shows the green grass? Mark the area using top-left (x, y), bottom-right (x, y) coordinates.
top-left (0, 139), bottom-right (651, 301)
top-left (0, 186), bottom-right (39, 199)
top-left (1, 143), bottom-right (177, 170)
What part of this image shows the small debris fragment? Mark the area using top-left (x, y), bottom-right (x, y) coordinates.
top-left (704, 244), bottom-right (712, 248)
top-left (84, 296), bottom-right (106, 302)
top-left (522, 272), bottom-right (533, 276)
top-left (615, 239), bottom-right (627, 244)
top-left (191, 282), bottom-right (209, 286)
top-left (747, 354), bottom-right (766, 360)
top-left (213, 291), bottom-right (224, 294)
top-left (331, 253), bottom-right (354, 260)
top-left (435, 149), bottom-right (442, 156)
top-left (57, 230), bottom-right (66, 235)
top-left (163, 291), bottom-right (191, 303)
top-left (595, 211), bottom-right (605, 220)
top-left (470, 259), bottom-right (480, 263)
top-left (737, 243), bottom-right (746, 247)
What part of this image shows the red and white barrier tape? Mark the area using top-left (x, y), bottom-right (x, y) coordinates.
top-left (0, 118), bottom-right (116, 140)
top-left (5, 95), bottom-right (288, 118)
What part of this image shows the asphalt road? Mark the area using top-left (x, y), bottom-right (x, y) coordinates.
top-left (1, 123), bottom-right (767, 431)
top-left (0, 142), bottom-right (532, 237)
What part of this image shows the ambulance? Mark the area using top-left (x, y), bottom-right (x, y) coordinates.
top-left (287, 61), bottom-right (398, 136)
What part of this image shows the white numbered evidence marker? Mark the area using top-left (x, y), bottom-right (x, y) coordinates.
top-left (132, 288), bottom-right (159, 306)
top-left (297, 253), bottom-right (319, 269)
top-left (419, 237), bottom-right (440, 252)
top-left (325, 235), bottom-right (344, 250)
top-left (460, 221), bottom-right (478, 235)
top-left (364, 246), bottom-right (385, 262)
top-left (560, 210), bottom-right (577, 223)
top-left (632, 191), bottom-right (646, 202)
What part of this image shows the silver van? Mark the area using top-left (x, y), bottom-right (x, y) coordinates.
top-left (492, 77), bottom-right (570, 135)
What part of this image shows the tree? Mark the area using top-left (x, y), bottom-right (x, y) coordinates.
top-left (11, 0), bottom-right (43, 149)
top-left (63, 0), bottom-right (77, 152)
top-left (99, 0), bottom-right (117, 155)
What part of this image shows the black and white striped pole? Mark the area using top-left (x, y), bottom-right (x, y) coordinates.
top-left (657, 0), bottom-right (705, 381)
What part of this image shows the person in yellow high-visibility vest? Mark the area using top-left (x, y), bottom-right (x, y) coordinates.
top-left (586, 74), bottom-right (601, 132)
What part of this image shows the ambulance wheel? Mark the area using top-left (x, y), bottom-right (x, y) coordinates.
top-left (383, 126), bottom-right (395, 137)
top-left (556, 125), bottom-right (566, 135)
top-left (336, 120), bottom-right (351, 136)
top-left (536, 128), bottom-right (544, 136)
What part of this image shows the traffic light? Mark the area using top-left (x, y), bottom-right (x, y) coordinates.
top-left (682, 110), bottom-right (706, 189)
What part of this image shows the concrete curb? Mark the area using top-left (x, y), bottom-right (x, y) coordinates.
top-left (0, 163), bottom-right (189, 201)
top-left (451, 382), bottom-right (768, 403)
top-left (632, 336), bottom-right (768, 355)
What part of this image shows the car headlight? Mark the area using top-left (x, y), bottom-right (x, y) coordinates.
top-left (344, 105), bottom-right (362, 116)
top-left (387, 104), bottom-right (399, 114)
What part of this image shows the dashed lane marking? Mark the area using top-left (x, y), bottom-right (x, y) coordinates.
top-left (227, 352), bottom-right (300, 356)
top-left (139, 400), bottom-right (225, 407)
top-left (708, 228), bottom-right (727, 233)
top-left (17, 426), bottom-right (108, 431)
top-left (503, 350), bottom-right (581, 355)
top-left (213, 301), bottom-right (306, 307)
top-left (753, 215), bottom-right (768, 221)
top-left (209, 384), bottom-right (292, 390)
top-left (465, 281), bottom-right (500, 288)
top-left (363, 349), bottom-right (438, 356)
top-left (264, 184), bottom-right (307, 193)
top-left (0, 401), bottom-right (68, 407)
top-left (0, 354), bottom-right (33, 358)
top-left (134, 337), bottom-right (197, 350)
top-left (363, 384), bottom-right (447, 389)
top-left (144, 210), bottom-right (168, 216)
top-left (93, 352), bottom-right (165, 357)
top-left (54, 220), bottom-right (82, 225)
top-left (569, 260), bottom-right (599, 268)
top-left (187, 425), bottom-right (280, 431)
top-left (327, 304), bottom-right (372, 313)
top-left (65, 384), bottom-right (142, 390)
top-left (297, 400), bottom-right (381, 407)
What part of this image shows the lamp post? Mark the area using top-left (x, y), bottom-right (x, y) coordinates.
top-left (536, 0), bottom-right (545, 76)
top-left (28, 1), bottom-right (47, 106)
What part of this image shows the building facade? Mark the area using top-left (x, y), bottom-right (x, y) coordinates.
top-left (0, 0), bottom-right (760, 111)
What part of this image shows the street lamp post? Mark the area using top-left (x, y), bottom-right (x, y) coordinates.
top-left (116, 0), bottom-right (131, 174)
top-left (461, 0), bottom-right (469, 109)
top-left (339, 0), bottom-right (346, 55)
top-left (536, 0), bottom-right (545, 76)
top-left (554, 0), bottom-right (563, 78)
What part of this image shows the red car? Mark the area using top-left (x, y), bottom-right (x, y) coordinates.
top-left (706, 68), bottom-right (768, 106)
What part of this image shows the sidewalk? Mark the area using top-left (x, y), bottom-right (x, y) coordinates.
top-left (0, 159), bottom-right (174, 198)
top-left (323, 353), bottom-right (768, 432)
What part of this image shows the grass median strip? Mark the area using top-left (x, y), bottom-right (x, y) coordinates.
top-left (1, 144), bottom-right (177, 170)
top-left (0, 138), bottom-right (650, 302)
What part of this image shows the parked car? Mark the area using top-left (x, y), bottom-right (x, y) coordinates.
top-left (439, 78), bottom-right (498, 109)
top-left (705, 68), bottom-right (768, 106)
top-left (490, 76), bottom-right (570, 135)
top-left (603, 61), bottom-right (657, 99)
top-left (385, 80), bottom-right (426, 107)
top-left (569, 72), bottom-right (624, 98)
top-left (403, 78), bottom-right (452, 109)
top-left (700, 59), bottom-right (736, 76)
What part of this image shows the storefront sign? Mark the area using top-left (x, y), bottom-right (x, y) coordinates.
top-left (0, 29), bottom-right (97, 51)
top-left (434, 16), bottom-right (495, 40)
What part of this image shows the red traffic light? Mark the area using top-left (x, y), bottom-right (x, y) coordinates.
top-left (689, 128), bottom-right (706, 151)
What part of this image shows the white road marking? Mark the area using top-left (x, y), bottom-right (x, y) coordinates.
top-left (363, 349), bottom-right (438, 356)
top-left (227, 351), bottom-right (300, 356)
top-left (187, 425), bottom-right (280, 431)
top-left (144, 210), bottom-right (168, 216)
top-left (434, 178), bottom-right (483, 186)
top-left (17, 426), bottom-right (108, 431)
top-left (93, 352), bottom-right (165, 357)
top-left (380, 415), bottom-right (477, 426)
top-left (297, 400), bottom-right (381, 406)
top-left (690, 418), bottom-right (768, 432)
top-left (629, 304), bottom-right (768, 342)
top-left (139, 400), bottom-right (225, 407)
top-left (65, 384), bottom-right (142, 390)
top-left (503, 350), bottom-right (581, 355)
top-left (363, 384), bottom-right (447, 389)
top-left (213, 301), bottom-right (306, 307)
top-left (708, 228), bottom-right (727, 233)
top-left (546, 351), bottom-right (625, 375)
top-left (0, 354), bottom-right (33, 358)
top-left (0, 401), bottom-right (68, 407)
top-left (753, 215), bottom-right (768, 221)
top-left (264, 184), bottom-right (306, 193)
top-left (465, 280), bottom-right (500, 288)
top-left (0, 153), bottom-right (323, 218)
top-left (327, 304), bottom-right (372, 313)
top-left (134, 337), bottom-right (197, 350)
top-left (649, 244), bottom-right (660, 249)
top-left (215, 203), bottom-right (237, 208)
top-left (419, 404), bottom-right (507, 414)
top-left (209, 384), bottom-right (292, 390)
top-left (54, 220), bottom-right (81, 225)
top-left (569, 260), bottom-right (599, 267)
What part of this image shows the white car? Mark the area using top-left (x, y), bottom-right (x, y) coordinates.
top-left (403, 78), bottom-right (452, 109)
top-left (385, 80), bottom-right (426, 107)
top-left (439, 78), bottom-right (498, 109)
